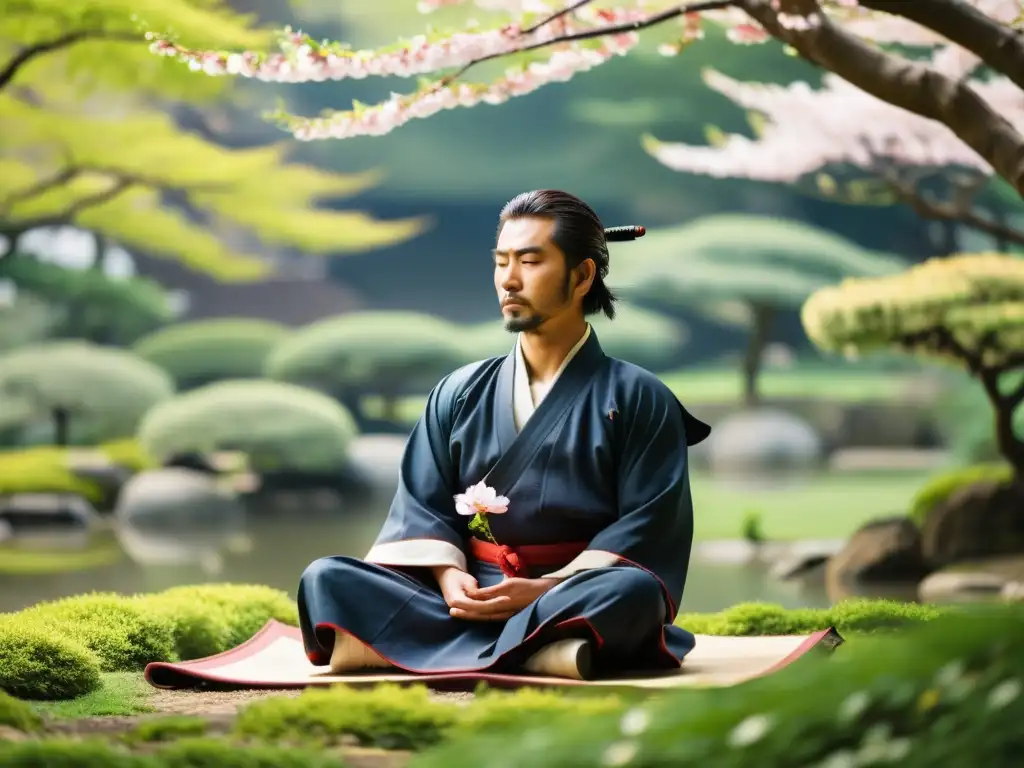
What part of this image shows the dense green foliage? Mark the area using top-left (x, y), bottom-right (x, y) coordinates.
top-left (132, 319), bottom-right (291, 390)
top-left (908, 463), bottom-right (1015, 526)
top-left (0, 255), bottom-right (173, 346)
top-left (136, 379), bottom-right (359, 472)
top-left (1, 0), bottom-right (424, 280)
top-left (0, 621), bottom-right (103, 701)
top-left (0, 342), bottom-right (174, 444)
top-left (0, 691), bottom-right (43, 732)
top-left (414, 604), bottom-right (1024, 768)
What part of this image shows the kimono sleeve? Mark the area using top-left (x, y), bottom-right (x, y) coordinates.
top-left (364, 374), bottom-right (470, 572)
top-left (541, 380), bottom-right (694, 620)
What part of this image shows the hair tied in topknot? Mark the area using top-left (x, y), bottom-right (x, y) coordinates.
top-left (604, 226), bottom-right (646, 242)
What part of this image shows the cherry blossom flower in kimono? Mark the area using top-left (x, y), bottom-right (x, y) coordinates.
top-left (454, 482), bottom-right (508, 544)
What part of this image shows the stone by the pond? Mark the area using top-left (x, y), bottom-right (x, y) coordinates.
top-left (0, 493), bottom-right (99, 533)
top-left (769, 539), bottom-right (846, 581)
top-left (1003, 581), bottom-right (1024, 602)
top-left (918, 570), bottom-right (1009, 603)
top-left (826, 517), bottom-right (929, 596)
top-left (346, 434), bottom-right (408, 488)
top-left (920, 480), bottom-right (1024, 568)
top-left (705, 408), bottom-right (825, 477)
top-left (114, 467), bottom-right (247, 570)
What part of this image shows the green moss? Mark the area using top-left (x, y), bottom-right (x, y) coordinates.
top-left (234, 684), bottom-right (457, 750)
top-left (133, 595), bottom-right (234, 661)
top-left (0, 447), bottom-right (103, 501)
top-left (0, 738), bottom-right (345, 767)
top-left (0, 620), bottom-right (101, 700)
top-left (676, 599), bottom-right (952, 635)
top-left (125, 716), bottom-right (209, 744)
top-left (33, 673), bottom-right (153, 720)
top-left (18, 593), bottom-right (176, 672)
top-left (150, 584), bottom-right (297, 647)
top-left (415, 604), bottom-right (1024, 768)
top-left (457, 688), bottom-right (623, 736)
top-left (909, 463), bottom-right (1014, 525)
top-left (0, 690), bottom-right (43, 732)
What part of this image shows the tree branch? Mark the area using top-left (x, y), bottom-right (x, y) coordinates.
top-left (0, 30), bottom-right (142, 91)
top-left (858, 0), bottom-right (1024, 92)
top-left (741, 0), bottom-right (1024, 197)
top-left (0, 180), bottom-right (135, 261)
top-left (882, 170), bottom-right (1024, 247)
top-left (439, 0), bottom-right (736, 88)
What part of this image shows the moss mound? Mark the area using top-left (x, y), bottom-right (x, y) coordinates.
top-left (909, 463), bottom-right (1014, 525)
top-left (677, 599), bottom-right (952, 635)
top-left (0, 737), bottom-right (345, 767)
top-left (234, 684), bottom-right (624, 750)
top-left (18, 593), bottom-right (176, 673)
top-left (148, 584), bottom-right (297, 647)
top-left (0, 690), bottom-right (43, 732)
top-left (415, 604), bottom-right (1024, 768)
top-left (0, 621), bottom-right (101, 700)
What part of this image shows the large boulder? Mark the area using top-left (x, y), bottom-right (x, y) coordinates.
top-left (825, 517), bottom-right (929, 597)
top-left (113, 467), bottom-right (248, 571)
top-left (704, 407), bottom-right (825, 478)
top-left (920, 480), bottom-right (1024, 568)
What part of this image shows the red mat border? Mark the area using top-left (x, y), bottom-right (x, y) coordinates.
top-left (144, 620), bottom-right (844, 692)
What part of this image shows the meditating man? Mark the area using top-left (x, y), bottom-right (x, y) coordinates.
top-left (298, 189), bottom-right (711, 680)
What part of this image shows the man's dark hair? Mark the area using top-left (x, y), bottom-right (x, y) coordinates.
top-left (497, 189), bottom-right (617, 320)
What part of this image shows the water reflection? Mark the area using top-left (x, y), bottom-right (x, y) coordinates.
top-left (0, 485), bottom-right (833, 614)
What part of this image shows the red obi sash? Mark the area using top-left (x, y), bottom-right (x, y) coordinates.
top-left (469, 537), bottom-right (588, 577)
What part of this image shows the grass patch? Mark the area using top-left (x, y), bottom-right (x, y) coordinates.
top-left (32, 673), bottom-right (152, 720)
top-left (691, 469), bottom-right (930, 540)
top-left (0, 536), bottom-right (125, 576)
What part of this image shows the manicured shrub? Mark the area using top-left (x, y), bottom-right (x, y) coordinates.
top-left (125, 716), bottom-right (210, 744)
top-left (908, 463), bottom-right (1014, 525)
top-left (17, 593), bottom-right (176, 672)
top-left (132, 594), bottom-right (234, 661)
top-left (414, 604), bottom-right (1024, 768)
top-left (0, 621), bottom-right (101, 700)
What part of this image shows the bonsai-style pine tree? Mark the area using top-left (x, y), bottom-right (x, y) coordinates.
top-left (0, 0), bottom-right (424, 279)
top-left (146, 1), bottom-right (1024, 197)
top-left (802, 252), bottom-right (1024, 479)
top-left (610, 214), bottom-right (906, 405)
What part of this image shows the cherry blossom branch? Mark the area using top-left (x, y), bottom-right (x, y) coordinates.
top-left (738, 0), bottom-right (1024, 197)
top-left (882, 169), bottom-right (1024, 246)
top-left (858, 0), bottom-right (1024, 91)
top-left (0, 30), bottom-right (141, 91)
top-left (437, 0), bottom-right (735, 87)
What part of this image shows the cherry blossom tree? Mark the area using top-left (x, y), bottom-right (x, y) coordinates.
top-left (146, 0), bottom-right (1024, 197)
top-left (643, 54), bottom-right (1024, 249)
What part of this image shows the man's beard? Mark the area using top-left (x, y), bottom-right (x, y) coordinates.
top-left (503, 311), bottom-right (544, 333)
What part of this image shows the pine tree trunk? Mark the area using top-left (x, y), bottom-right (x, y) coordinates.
top-left (741, 303), bottom-right (774, 408)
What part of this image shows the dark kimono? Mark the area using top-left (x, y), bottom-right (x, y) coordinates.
top-left (297, 327), bottom-right (711, 677)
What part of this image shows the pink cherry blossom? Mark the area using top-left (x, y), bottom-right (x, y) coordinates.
top-left (644, 57), bottom-right (1024, 182)
top-left (144, 0), bottom-right (1020, 143)
top-left (455, 482), bottom-right (510, 516)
